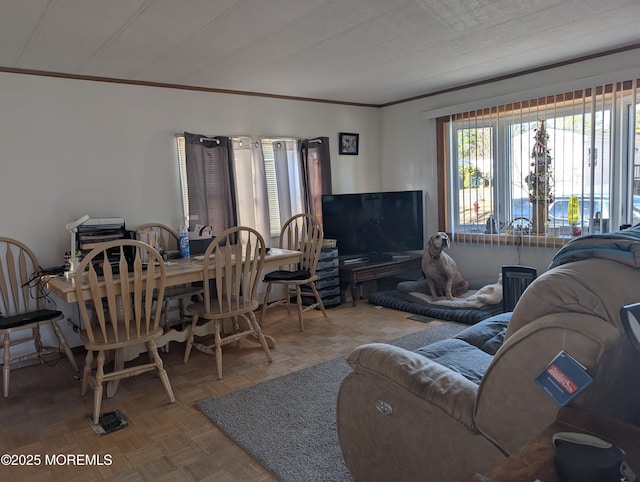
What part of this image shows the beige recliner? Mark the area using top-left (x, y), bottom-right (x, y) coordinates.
top-left (337, 250), bottom-right (640, 481)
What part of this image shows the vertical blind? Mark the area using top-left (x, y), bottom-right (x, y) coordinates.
top-left (439, 79), bottom-right (639, 248)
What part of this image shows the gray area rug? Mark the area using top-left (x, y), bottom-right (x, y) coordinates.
top-left (197, 322), bottom-right (466, 482)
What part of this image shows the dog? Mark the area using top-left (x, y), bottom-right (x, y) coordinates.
top-left (422, 232), bottom-right (469, 301)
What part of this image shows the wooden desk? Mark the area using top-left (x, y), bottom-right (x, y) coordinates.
top-left (339, 252), bottom-right (422, 306)
top-left (45, 247), bottom-right (302, 354)
top-left (465, 407), bottom-right (640, 482)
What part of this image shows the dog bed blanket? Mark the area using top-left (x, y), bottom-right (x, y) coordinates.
top-left (403, 274), bottom-right (503, 310)
top-left (400, 276), bottom-right (503, 307)
top-left (368, 290), bottom-right (504, 325)
top-left (405, 290), bottom-right (497, 310)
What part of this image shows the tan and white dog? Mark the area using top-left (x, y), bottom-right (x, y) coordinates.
top-left (422, 232), bottom-right (469, 300)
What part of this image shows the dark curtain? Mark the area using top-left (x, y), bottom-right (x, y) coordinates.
top-left (184, 132), bottom-right (237, 234)
top-left (300, 137), bottom-right (332, 223)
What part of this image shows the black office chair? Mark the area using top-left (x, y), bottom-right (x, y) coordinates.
top-left (501, 265), bottom-right (537, 312)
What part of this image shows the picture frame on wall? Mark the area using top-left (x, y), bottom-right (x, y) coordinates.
top-left (339, 132), bottom-right (359, 155)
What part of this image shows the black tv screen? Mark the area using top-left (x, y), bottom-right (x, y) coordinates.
top-left (322, 190), bottom-right (424, 257)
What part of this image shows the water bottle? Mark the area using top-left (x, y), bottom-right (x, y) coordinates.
top-left (179, 225), bottom-right (190, 258)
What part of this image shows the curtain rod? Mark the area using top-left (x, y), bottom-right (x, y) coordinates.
top-left (176, 133), bottom-right (322, 144)
top-left (258, 136), bottom-right (323, 143)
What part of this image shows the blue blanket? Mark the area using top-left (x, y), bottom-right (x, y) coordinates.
top-left (549, 224), bottom-right (640, 269)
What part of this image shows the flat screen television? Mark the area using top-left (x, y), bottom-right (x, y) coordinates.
top-left (322, 190), bottom-right (424, 259)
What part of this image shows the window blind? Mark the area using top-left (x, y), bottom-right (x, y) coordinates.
top-left (438, 79), bottom-right (640, 248)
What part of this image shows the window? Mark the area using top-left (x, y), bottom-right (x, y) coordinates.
top-left (438, 80), bottom-right (640, 245)
top-left (262, 139), bottom-right (305, 237)
top-left (176, 135), bottom-right (304, 239)
top-left (176, 135), bottom-right (189, 226)
top-left (262, 140), bottom-right (281, 235)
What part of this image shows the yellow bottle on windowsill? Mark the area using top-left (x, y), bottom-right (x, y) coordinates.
top-left (568, 196), bottom-right (580, 236)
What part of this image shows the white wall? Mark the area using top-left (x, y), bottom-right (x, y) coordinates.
top-left (380, 49), bottom-right (640, 279)
top-left (0, 73), bottom-right (383, 264)
top-left (0, 72), bottom-right (382, 347)
top-left (3, 48), bottom-right (639, 349)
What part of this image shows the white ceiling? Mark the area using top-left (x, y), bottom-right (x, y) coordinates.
top-left (2, 0), bottom-right (639, 106)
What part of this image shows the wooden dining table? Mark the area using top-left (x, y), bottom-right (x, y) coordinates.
top-left (47, 247), bottom-right (302, 304)
top-left (46, 247), bottom-right (302, 396)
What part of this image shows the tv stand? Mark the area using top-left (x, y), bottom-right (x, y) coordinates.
top-left (339, 252), bottom-right (422, 306)
top-left (367, 252), bottom-right (393, 262)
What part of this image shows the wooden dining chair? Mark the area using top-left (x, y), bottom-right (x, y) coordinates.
top-left (183, 226), bottom-right (271, 380)
top-left (74, 239), bottom-right (175, 425)
top-left (137, 223), bottom-right (204, 332)
top-left (259, 213), bottom-right (327, 331)
top-left (0, 237), bottom-right (79, 397)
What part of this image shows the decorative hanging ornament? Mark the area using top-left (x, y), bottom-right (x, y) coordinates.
top-left (527, 119), bottom-right (554, 204)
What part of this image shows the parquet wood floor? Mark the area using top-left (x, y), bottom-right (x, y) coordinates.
top-left (0, 302), bottom-right (440, 481)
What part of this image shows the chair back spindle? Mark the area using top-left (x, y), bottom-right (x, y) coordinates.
top-left (75, 240), bottom-right (166, 344)
top-left (137, 223), bottom-right (179, 252)
top-left (280, 214), bottom-right (324, 274)
top-left (201, 227), bottom-right (265, 317)
top-left (135, 223), bottom-right (203, 334)
top-left (0, 238), bottom-right (43, 316)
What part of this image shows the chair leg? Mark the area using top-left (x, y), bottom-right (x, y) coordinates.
top-left (3, 334), bottom-right (10, 397)
top-left (50, 320), bottom-right (79, 372)
top-left (33, 326), bottom-right (44, 361)
top-left (295, 286), bottom-right (304, 332)
top-left (82, 350), bottom-right (93, 396)
top-left (232, 316), bottom-right (241, 347)
top-left (161, 297), bottom-right (170, 329)
top-left (249, 312), bottom-right (272, 362)
top-left (309, 283), bottom-right (328, 318)
top-left (106, 349), bottom-right (125, 398)
top-left (147, 341), bottom-right (175, 403)
top-left (178, 298), bottom-right (186, 329)
top-left (260, 283), bottom-right (273, 324)
top-left (92, 350), bottom-right (106, 425)
top-left (214, 321), bottom-right (223, 380)
top-left (161, 298), bottom-right (171, 353)
top-left (285, 284), bottom-right (292, 313)
top-left (184, 314), bottom-right (199, 363)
